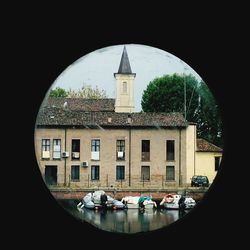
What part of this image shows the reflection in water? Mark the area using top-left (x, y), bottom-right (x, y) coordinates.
top-left (60, 200), bottom-right (189, 234)
top-left (79, 208), bottom-right (184, 233)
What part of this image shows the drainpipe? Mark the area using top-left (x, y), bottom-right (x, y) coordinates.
top-left (194, 125), bottom-right (196, 176)
top-left (179, 129), bottom-right (181, 187)
top-left (129, 126), bottom-right (131, 187)
top-left (128, 115), bottom-right (132, 187)
top-left (64, 128), bottom-right (67, 186)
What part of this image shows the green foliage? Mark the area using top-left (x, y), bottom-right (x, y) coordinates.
top-left (67, 85), bottom-right (107, 99)
top-left (196, 81), bottom-right (222, 147)
top-left (141, 74), bottom-right (199, 121)
top-left (141, 74), bottom-right (222, 147)
top-left (49, 84), bottom-right (107, 99)
top-left (49, 87), bottom-right (68, 97)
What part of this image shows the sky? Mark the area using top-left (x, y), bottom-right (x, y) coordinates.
top-left (51, 44), bottom-right (202, 112)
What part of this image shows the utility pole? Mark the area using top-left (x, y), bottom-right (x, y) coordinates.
top-left (184, 78), bottom-right (186, 120)
top-left (183, 67), bottom-right (188, 120)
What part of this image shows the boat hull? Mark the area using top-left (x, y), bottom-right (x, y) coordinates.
top-left (162, 194), bottom-right (196, 210)
top-left (78, 190), bottom-right (125, 210)
top-left (164, 203), bottom-right (196, 209)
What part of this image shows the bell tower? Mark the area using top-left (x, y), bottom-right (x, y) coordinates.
top-left (114, 46), bottom-right (136, 113)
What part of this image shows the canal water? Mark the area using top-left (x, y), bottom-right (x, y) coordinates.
top-left (58, 199), bottom-right (191, 234)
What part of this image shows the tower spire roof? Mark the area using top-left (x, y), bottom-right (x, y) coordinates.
top-left (117, 46), bottom-right (133, 74)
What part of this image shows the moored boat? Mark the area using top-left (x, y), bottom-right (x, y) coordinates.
top-left (77, 190), bottom-right (125, 210)
top-left (160, 194), bottom-right (196, 210)
top-left (121, 195), bottom-right (157, 209)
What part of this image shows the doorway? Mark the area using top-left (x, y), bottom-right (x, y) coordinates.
top-left (45, 166), bottom-right (57, 185)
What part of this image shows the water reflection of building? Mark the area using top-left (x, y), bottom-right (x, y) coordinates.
top-left (35, 46), bottom-right (222, 189)
top-left (78, 208), bottom-right (180, 234)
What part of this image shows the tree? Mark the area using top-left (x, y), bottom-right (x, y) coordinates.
top-left (141, 74), bottom-right (222, 147)
top-left (48, 85), bottom-right (107, 99)
top-left (67, 85), bottom-right (107, 99)
top-left (141, 74), bottom-right (199, 121)
top-left (196, 81), bottom-right (222, 147)
top-left (49, 87), bottom-right (68, 97)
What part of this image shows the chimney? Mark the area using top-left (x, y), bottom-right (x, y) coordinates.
top-left (127, 114), bottom-right (132, 124)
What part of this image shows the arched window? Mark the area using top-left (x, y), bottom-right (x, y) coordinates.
top-left (122, 82), bottom-right (127, 93)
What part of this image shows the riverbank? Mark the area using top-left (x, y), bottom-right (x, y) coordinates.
top-left (49, 186), bottom-right (208, 201)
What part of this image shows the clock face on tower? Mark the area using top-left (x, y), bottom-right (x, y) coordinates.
top-left (34, 44), bottom-right (223, 234)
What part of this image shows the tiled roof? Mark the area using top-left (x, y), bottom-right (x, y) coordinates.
top-left (196, 138), bottom-right (222, 152)
top-left (36, 107), bottom-right (188, 128)
top-left (45, 97), bottom-right (115, 112)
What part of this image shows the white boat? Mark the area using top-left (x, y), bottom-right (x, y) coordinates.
top-left (92, 190), bottom-right (114, 208)
top-left (160, 194), bottom-right (196, 210)
top-left (77, 192), bottom-right (95, 210)
top-left (77, 190), bottom-right (125, 210)
top-left (121, 196), bottom-right (157, 209)
top-left (112, 200), bottom-right (125, 209)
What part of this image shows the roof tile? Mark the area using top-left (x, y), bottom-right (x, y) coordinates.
top-left (196, 138), bottom-right (222, 152)
top-left (45, 97), bottom-right (115, 112)
top-left (36, 106), bottom-right (188, 128)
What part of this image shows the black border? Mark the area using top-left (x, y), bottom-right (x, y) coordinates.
top-left (23, 25), bottom-right (236, 247)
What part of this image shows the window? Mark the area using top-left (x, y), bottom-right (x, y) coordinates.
top-left (141, 166), bottom-right (150, 181)
top-left (167, 140), bottom-right (175, 161)
top-left (53, 139), bottom-right (61, 159)
top-left (116, 165), bottom-right (125, 180)
top-left (42, 139), bottom-right (50, 151)
top-left (72, 139), bottom-right (80, 160)
top-left (122, 81), bottom-right (127, 93)
top-left (91, 139), bottom-right (100, 160)
top-left (116, 140), bottom-right (125, 160)
top-left (215, 156), bottom-right (221, 171)
top-left (42, 139), bottom-right (50, 159)
top-left (166, 166), bottom-right (175, 181)
top-left (91, 165), bottom-right (100, 180)
top-left (141, 140), bottom-right (150, 161)
top-left (91, 139), bottom-right (100, 152)
top-left (71, 166), bottom-right (80, 181)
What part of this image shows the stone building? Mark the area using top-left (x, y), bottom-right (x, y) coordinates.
top-left (34, 46), bottom-right (222, 189)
